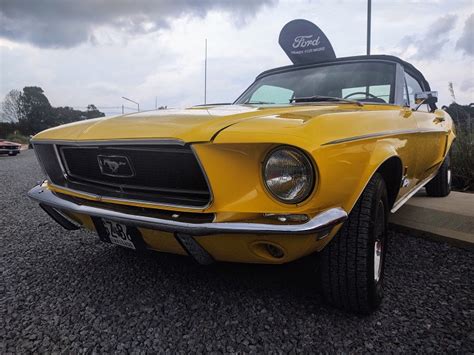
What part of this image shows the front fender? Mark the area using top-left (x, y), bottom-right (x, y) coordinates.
top-left (195, 138), bottom-right (403, 220)
top-left (312, 138), bottom-right (401, 216)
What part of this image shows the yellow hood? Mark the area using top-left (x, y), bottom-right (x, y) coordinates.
top-left (32, 104), bottom-right (366, 143)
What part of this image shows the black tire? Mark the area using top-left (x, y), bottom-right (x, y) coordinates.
top-left (425, 155), bottom-right (451, 197)
top-left (319, 173), bottom-right (388, 314)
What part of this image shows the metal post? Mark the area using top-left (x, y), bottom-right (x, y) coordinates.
top-left (367, 0), bottom-right (371, 55)
top-left (204, 38), bottom-right (207, 105)
top-left (122, 96), bottom-right (140, 112)
top-left (121, 104), bottom-right (124, 114)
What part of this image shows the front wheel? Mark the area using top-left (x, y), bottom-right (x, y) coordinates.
top-left (319, 173), bottom-right (388, 314)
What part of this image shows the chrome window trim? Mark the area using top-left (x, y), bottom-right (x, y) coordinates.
top-left (394, 63), bottom-right (407, 106)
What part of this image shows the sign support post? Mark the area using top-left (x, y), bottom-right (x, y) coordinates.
top-left (204, 38), bottom-right (207, 104)
top-left (367, 0), bottom-right (372, 55)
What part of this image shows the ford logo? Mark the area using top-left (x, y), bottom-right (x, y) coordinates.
top-left (97, 155), bottom-right (134, 177)
top-left (292, 34), bottom-right (321, 49)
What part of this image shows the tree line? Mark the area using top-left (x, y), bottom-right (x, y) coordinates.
top-left (0, 86), bottom-right (105, 137)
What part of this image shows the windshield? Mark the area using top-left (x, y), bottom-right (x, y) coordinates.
top-left (235, 61), bottom-right (396, 105)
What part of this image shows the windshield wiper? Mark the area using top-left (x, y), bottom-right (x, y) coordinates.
top-left (245, 101), bottom-right (276, 105)
top-left (290, 95), bottom-right (363, 106)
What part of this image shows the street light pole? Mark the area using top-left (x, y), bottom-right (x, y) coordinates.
top-left (204, 38), bottom-right (207, 105)
top-left (367, 0), bottom-right (372, 55)
top-left (121, 96), bottom-right (140, 112)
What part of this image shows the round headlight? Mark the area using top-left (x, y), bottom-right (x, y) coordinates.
top-left (263, 146), bottom-right (315, 204)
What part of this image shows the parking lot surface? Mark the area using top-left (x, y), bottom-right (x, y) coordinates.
top-left (1, 151), bottom-right (473, 353)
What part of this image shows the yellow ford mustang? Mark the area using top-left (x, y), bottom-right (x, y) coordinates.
top-left (29, 55), bottom-right (454, 314)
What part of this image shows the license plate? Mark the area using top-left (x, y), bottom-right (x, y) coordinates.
top-left (101, 219), bottom-right (138, 250)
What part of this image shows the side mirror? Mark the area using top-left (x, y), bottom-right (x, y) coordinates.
top-left (414, 91), bottom-right (438, 105)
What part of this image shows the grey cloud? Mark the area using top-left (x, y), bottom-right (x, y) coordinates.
top-left (455, 14), bottom-right (474, 56)
top-left (460, 77), bottom-right (474, 92)
top-left (0, 0), bottom-right (277, 48)
top-left (399, 14), bottom-right (457, 60)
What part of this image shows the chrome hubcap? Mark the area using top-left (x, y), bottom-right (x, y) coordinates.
top-left (374, 240), bottom-right (382, 282)
top-left (373, 200), bottom-right (385, 283)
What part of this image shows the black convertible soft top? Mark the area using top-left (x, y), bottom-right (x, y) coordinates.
top-left (256, 55), bottom-right (432, 91)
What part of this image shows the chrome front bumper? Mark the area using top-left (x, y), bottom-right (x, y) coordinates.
top-left (27, 185), bottom-right (347, 237)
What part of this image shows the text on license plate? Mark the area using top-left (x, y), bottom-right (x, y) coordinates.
top-left (102, 219), bottom-right (136, 250)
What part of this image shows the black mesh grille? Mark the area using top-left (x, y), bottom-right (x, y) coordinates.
top-left (35, 143), bottom-right (211, 208)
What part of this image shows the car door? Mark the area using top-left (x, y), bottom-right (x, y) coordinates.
top-left (405, 72), bottom-right (448, 183)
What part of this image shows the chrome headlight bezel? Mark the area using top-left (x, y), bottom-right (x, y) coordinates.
top-left (262, 146), bottom-right (316, 204)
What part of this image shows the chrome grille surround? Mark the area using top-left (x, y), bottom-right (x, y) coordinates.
top-left (33, 140), bottom-right (213, 209)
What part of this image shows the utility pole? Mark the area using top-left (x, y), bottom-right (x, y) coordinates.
top-left (122, 96), bottom-right (140, 112)
top-left (155, 96), bottom-right (158, 109)
top-left (121, 104), bottom-right (124, 114)
top-left (367, 0), bottom-right (372, 55)
top-left (204, 38), bottom-right (207, 105)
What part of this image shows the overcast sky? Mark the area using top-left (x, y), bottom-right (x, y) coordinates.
top-left (0, 0), bottom-right (473, 115)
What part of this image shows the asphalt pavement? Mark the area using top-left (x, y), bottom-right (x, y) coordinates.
top-left (1, 150), bottom-right (473, 353)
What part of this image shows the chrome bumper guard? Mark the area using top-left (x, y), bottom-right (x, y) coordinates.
top-left (28, 185), bottom-right (347, 236)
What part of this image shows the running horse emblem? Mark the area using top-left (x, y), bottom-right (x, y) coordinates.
top-left (97, 155), bottom-right (134, 177)
top-left (102, 158), bottom-right (125, 173)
